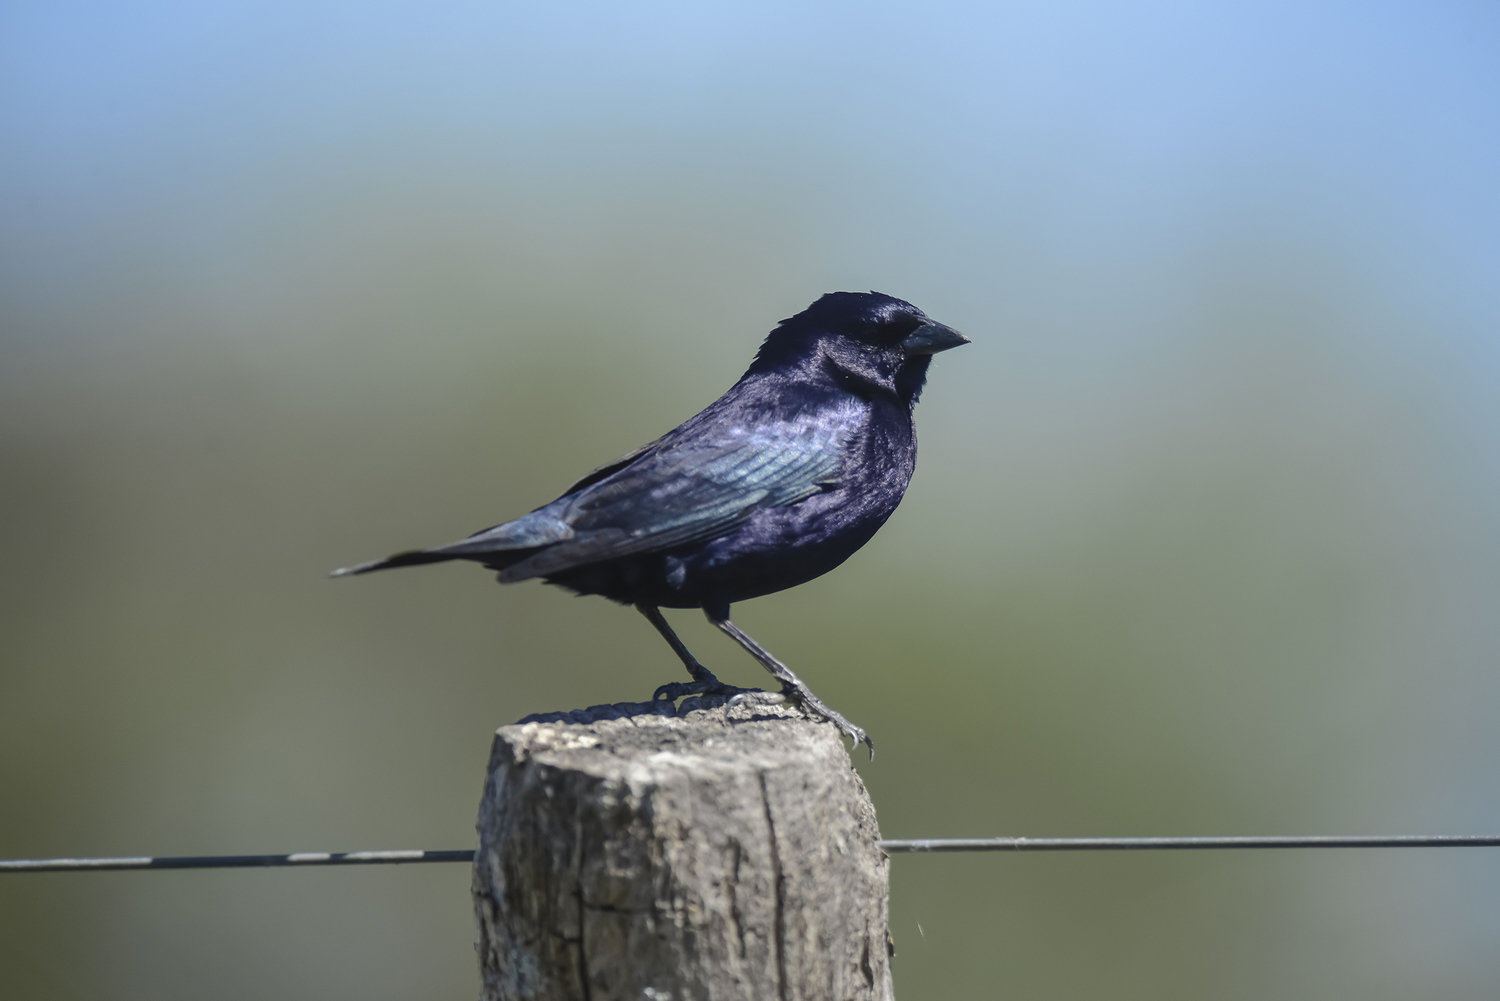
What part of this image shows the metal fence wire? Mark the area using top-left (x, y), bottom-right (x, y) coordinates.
top-left (6, 835), bottom-right (1500, 874)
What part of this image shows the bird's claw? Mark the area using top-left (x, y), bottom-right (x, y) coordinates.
top-left (652, 677), bottom-right (760, 703)
top-left (652, 680), bottom-right (699, 702)
top-left (834, 719), bottom-right (875, 760)
top-left (777, 684), bottom-right (874, 759)
top-left (653, 671), bottom-right (873, 759)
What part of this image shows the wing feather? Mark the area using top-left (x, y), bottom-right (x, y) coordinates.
top-left (497, 404), bottom-right (859, 581)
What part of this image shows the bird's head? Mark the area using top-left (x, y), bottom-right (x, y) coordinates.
top-left (748, 291), bottom-right (970, 405)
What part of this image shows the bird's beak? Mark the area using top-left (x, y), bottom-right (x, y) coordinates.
top-left (901, 321), bottom-right (971, 356)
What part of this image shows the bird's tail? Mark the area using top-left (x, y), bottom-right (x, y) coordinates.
top-left (330, 509), bottom-right (574, 578)
top-left (329, 549), bottom-right (466, 577)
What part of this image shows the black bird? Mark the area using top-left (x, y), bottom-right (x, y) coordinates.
top-left (333, 291), bottom-right (968, 752)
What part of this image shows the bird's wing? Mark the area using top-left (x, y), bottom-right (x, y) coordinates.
top-left (557, 437), bottom-right (664, 494)
top-left (496, 403), bottom-right (860, 580)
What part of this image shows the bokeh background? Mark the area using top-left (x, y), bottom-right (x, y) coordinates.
top-left (4, 2), bottom-right (1499, 998)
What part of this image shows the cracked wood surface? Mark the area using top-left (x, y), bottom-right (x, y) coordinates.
top-left (472, 702), bottom-right (893, 1001)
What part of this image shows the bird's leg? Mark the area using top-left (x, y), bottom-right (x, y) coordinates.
top-left (638, 603), bottom-right (714, 683)
top-left (706, 610), bottom-right (873, 757)
top-left (637, 603), bottom-right (758, 702)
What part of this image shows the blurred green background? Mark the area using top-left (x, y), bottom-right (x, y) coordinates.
top-left (4, 2), bottom-right (1499, 998)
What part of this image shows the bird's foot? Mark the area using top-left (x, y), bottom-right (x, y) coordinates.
top-left (652, 673), bottom-right (761, 704)
top-left (654, 672), bottom-right (873, 758)
top-left (778, 683), bottom-right (875, 759)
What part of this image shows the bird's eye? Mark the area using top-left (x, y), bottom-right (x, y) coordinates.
top-left (876, 313), bottom-right (922, 344)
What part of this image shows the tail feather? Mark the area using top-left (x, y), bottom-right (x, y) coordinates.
top-left (329, 549), bottom-right (461, 577)
top-left (330, 510), bottom-right (573, 578)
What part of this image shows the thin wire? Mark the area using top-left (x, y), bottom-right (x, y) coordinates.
top-left (0, 850), bottom-right (474, 873)
top-left (5, 836), bottom-right (1500, 873)
top-left (877, 835), bottom-right (1500, 852)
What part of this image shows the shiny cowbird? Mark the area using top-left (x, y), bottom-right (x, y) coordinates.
top-left (333, 291), bottom-right (968, 752)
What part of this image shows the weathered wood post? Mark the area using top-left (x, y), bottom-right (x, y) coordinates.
top-left (472, 701), bottom-right (893, 1000)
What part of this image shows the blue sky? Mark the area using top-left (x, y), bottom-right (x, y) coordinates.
top-left (5, 3), bottom-right (1497, 387)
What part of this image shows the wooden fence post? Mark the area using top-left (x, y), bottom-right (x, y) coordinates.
top-left (472, 701), bottom-right (893, 1000)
